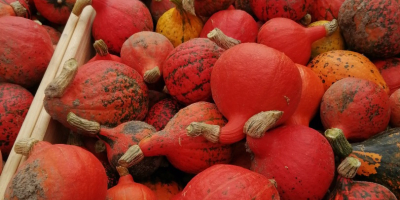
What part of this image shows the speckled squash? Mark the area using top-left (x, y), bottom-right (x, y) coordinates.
top-left (247, 125), bottom-right (335, 200)
top-left (307, 50), bottom-right (389, 93)
top-left (33, 0), bottom-right (75, 24)
top-left (250, 0), bottom-right (311, 21)
top-left (390, 90), bottom-right (400, 127)
top-left (192, 0), bottom-right (235, 18)
top-left (0, 83), bottom-right (33, 156)
top-left (150, 0), bottom-right (175, 23)
top-left (338, 0), bottom-right (400, 58)
top-left (0, 16), bottom-right (54, 88)
top-left (374, 58), bottom-right (400, 95)
top-left (4, 139), bottom-right (108, 200)
top-left (145, 98), bottom-right (182, 131)
top-left (309, 0), bottom-right (345, 21)
top-left (91, 0), bottom-right (153, 54)
top-left (320, 77), bottom-right (390, 142)
top-left (156, 0), bottom-right (203, 47)
top-left (143, 180), bottom-right (182, 200)
top-left (174, 164), bottom-right (280, 200)
top-left (163, 38), bottom-right (224, 105)
top-left (308, 20), bottom-right (345, 58)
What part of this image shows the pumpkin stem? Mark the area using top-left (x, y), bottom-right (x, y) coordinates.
top-left (181, 0), bottom-right (195, 15)
top-left (324, 19), bottom-right (338, 36)
top-left (118, 145), bottom-right (145, 168)
top-left (324, 128), bottom-right (353, 158)
top-left (116, 166), bottom-right (130, 177)
top-left (244, 111), bottom-right (283, 138)
top-left (95, 140), bottom-right (106, 153)
top-left (45, 58), bottom-right (78, 98)
top-left (186, 122), bottom-right (220, 143)
top-left (299, 13), bottom-right (312, 26)
top-left (66, 132), bottom-right (84, 147)
top-left (14, 138), bottom-right (39, 157)
top-left (93, 39), bottom-right (109, 57)
top-left (207, 28), bottom-right (241, 50)
top-left (337, 157), bottom-right (361, 178)
top-left (72, 0), bottom-right (92, 16)
top-left (143, 67), bottom-right (161, 84)
top-left (163, 86), bottom-right (169, 94)
top-left (66, 112), bottom-right (101, 135)
top-left (10, 1), bottom-right (27, 17)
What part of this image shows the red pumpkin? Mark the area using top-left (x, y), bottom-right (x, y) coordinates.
top-left (0, 16), bottom-right (54, 88)
top-left (42, 25), bottom-right (61, 47)
top-left (163, 38), bottom-right (224, 105)
top-left (5, 138), bottom-right (108, 199)
top-left (174, 164), bottom-right (280, 199)
top-left (88, 39), bottom-right (121, 63)
top-left (247, 125), bottom-right (335, 200)
top-left (118, 102), bottom-right (232, 174)
top-left (121, 31), bottom-right (174, 84)
top-left (320, 77), bottom-right (390, 142)
top-left (309, 0), bottom-right (345, 21)
top-left (149, 0), bottom-right (175, 23)
top-left (390, 89), bottom-right (400, 127)
top-left (0, 83), bottom-right (33, 156)
top-left (91, 0), bottom-right (153, 54)
top-left (258, 17), bottom-right (338, 65)
top-left (373, 58), bottom-right (400, 95)
top-left (144, 98), bottom-right (182, 131)
top-left (338, 0), bottom-right (400, 58)
top-left (33, 0), bottom-right (75, 24)
top-left (250, 0), bottom-right (312, 21)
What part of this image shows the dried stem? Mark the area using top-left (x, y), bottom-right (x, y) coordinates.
top-left (118, 145), bottom-right (145, 168)
top-left (93, 39), bottom-right (109, 57)
top-left (116, 166), bottom-right (130, 177)
top-left (66, 112), bottom-right (101, 135)
top-left (14, 138), bottom-right (39, 157)
top-left (44, 58), bottom-right (78, 98)
top-left (181, 0), bottom-right (195, 15)
top-left (337, 157), bottom-right (361, 178)
top-left (325, 19), bottom-right (338, 36)
top-left (10, 1), bottom-right (27, 17)
top-left (186, 122), bottom-right (220, 143)
top-left (244, 111), bottom-right (283, 138)
top-left (207, 28), bottom-right (241, 50)
top-left (95, 140), bottom-right (106, 153)
top-left (143, 67), bottom-right (161, 84)
top-left (72, 0), bottom-right (92, 16)
top-left (300, 14), bottom-right (312, 26)
top-left (324, 128), bottom-right (353, 158)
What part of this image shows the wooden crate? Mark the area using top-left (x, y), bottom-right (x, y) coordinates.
top-left (0, 5), bottom-right (96, 198)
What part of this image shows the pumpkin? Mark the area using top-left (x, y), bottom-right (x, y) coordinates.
top-left (144, 98), bottom-right (182, 131)
top-left (118, 102), bottom-right (232, 174)
top-left (121, 31), bottom-right (174, 84)
top-left (44, 59), bottom-right (149, 133)
top-left (33, 0), bottom-right (75, 24)
top-left (182, 0), bottom-right (235, 18)
top-left (320, 77), bottom-right (390, 142)
top-left (0, 16), bottom-right (54, 88)
top-left (307, 50), bottom-right (389, 93)
top-left (4, 138), bottom-right (108, 199)
top-left (42, 25), bottom-right (61, 47)
top-left (0, 83), bottom-right (33, 156)
top-left (250, 0), bottom-right (312, 21)
top-left (106, 166), bottom-right (157, 200)
top-left (308, 20), bottom-right (345, 58)
top-left (284, 64), bottom-right (324, 126)
top-left (149, 0), bottom-right (175, 24)
top-left (390, 89), bottom-right (400, 127)
top-left (88, 39), bottom-right (122, 63)
top-left (0, 0), bottom-right (30, 18)
top-left (187, 43), bottom-right (302, 144)
top-left (258, 17), bottom-right (338, 65)
top-left (91, 0), bottom-right (153, 54)
top-left (174, 164), bottom-right (280, 199)
top-left (373, 58), bottom-right (400, 95)
top-left (156, 0), bottom-right (203, 47)
top-left (247, 125), bottom-right (335, 200)
top-left (143, 180), bottom-right (182, 200)
top-left (163, 38), bottom-right (224, 105)
top-left (338, 0), bottom-right (400, 58)
top-left (309, 0), bottom-right (345, 21)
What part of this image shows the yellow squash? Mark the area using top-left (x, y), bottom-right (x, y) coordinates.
top-left (308, 20), bottom-right (345, 58)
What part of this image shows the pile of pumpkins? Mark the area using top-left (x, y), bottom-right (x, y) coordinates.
top-left (1, 0), bottom-right (400, 199)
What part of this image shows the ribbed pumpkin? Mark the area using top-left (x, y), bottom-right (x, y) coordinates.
top-left (373, 58), bottom-right (400, 95)
top-left (308, 20), bottom-right (345, 58)
top-left (118, 102), bottom-right (232, 174)
top-left (338, 0), bottom-right (400, 58)
top-left (144, 98), bottom-right (182, 131)
top-left (44, 59), bottom-right (149, 133)
top-left (149, 0), bottom-right (175, 23)
top-left (307, 50), bottom-right (389, 93)
top-left (143, 180), bottom-right (182, 200)
top-left (250, 0), bottom-right (312, 21)
top-left (390, 89), bottom-right (400, 127)
top-left (163, 38), bottom-right (224, 105)
top-left (309, 0), bottom-right (345, 21)
top-left (88, 39), bottom-right (121, 63)
top-left (33, 0), bottom-right (75, 24)
top-left (0, 16), bottom-right (54, 88)
top-left (156, 0), bottom-right (203, 47)
top-left (0, 83), bottom-right (33, 156)
top-left (174, 164), bottom-right (280, 199)
top-left (4, 138), bottom-right (108, 200)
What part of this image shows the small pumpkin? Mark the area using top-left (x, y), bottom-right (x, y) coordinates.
top-left (308, 20), bottom-right (345, 58)
top-left (88, 39), bottom-right (122, 63)
top-left (250, 0), bottom-right (312, 21)
top-left (144, 98), bottom-right (182, 131)
top-left (373, 58), bottom-right (400, 95)
top-left (33, 0), bottom-right (75, 24)
top-left (390, 89), bottom-right (400, 127)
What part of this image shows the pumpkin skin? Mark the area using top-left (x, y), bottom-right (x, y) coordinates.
top-left (0, 83), bottom-right (33, 156)
top-left (149, 0), bottom-right (175, 23)
top-left (193, 0), bottom-right (235, 18)
top-left (307, 50), bottom-right (389, 93)
top-left (250, 0), bottom-right (311, 21)
top-left (247, 125), bottom-right (335, 200)
top-left (308, 20), bottom-right (345, 59)
top-left (338, 0), bottom-right (400, 59)
top-left (44, 60), bottom-right (149, 132)
top-left (145, 98), bottom-right (182, 131)
top-left (320, 77), bottom-right (390, 142)
top-left (0, 16), bottom-right (54, 88)
top-left (200, 9), bottom-right (258, 43)
top-left (42, 25), bottom-right (61, 47)
top-left (373, 58), bottom-right (400, 95)
top-left (33, 0), bottom-right (75, 24)
top-left (143, 181), bottom-right (182, 200)
top-left (390, 90), bottom-right (400, 127)
top-left (163, 38), bottom-right (224, 105)
top-left (175, 164), bottom-right (280, 200)
top-left (4, 140), bottom-right (108, 200)
top-left (210, 43), bottom-right (302, 144)
top-left (309, 0), bottom-right (345, 21)
top-left (91, 0), bottom-right (153, 54)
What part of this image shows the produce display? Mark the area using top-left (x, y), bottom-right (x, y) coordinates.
top-left (1, 0), bottom-right (400, 199)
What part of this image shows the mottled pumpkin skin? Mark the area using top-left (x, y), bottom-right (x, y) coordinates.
top-left (44, 60), bottom-right (149, 132)
top-left (321, 78), bottom-right (390, 142)
top-left (0, 83), bottom-right (33, 156)
top-left (33, 0), bottom-right (75, 24)
top-left (163, 38), bottom-right (224, 105)
top-left (106, 174), bottom-right (157, 200)
top-left (5, 142), bottom-right (108, 200)
top-left (349, 128), bottom-right (400, 197)
top-left (328, 177), bottom-right (397, 200)
top-left (194, 0), bottom-right (235, 18)
top-left (0, 16), bottom-right (54, 88)
top-left (338, 0), bottom-right (400, 58)
top-left (150, 0), bottom-right (175, 23)
top-left (309, 0), bottom-right (345, 21)
top-left (145, 98), bottom-right (182, 131)
top-left (250, 0), bottom-right (311, 21)
top-left (138, 102), bottom-right (232, 174)
top-left (307, 50), bottom-right (389, 93)
top-left (143, 181), bottom-right (182, 200)
top-left (175, 164), bottom-right (280, 200)
top-left (390, 90), bottom-right (400, 127)
top-left (374, 58), bottom-right (400, 95)
top-left (92, 0), bottom-right (153, 54)
top-left (308, 20), bottom-right (345, 59)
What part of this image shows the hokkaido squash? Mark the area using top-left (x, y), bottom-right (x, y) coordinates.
top-left (144, 98), bottom-right (182, 131)
top-left (33, 0), bottom-right (75, 24)
top-left (373, 58), bottom-right (400, 95)
top-left (309, 0), bottom-right (345, 21)
top-left (308, 20), bottom-right (345, 58)
top-left (250, 0), bottom-right (312, 21)
top-left (390, 89), bottom-right (400, 127)
top-left (88, 39), bottom-right (121, 63)
top-left (307, 50), bottom-right (389, 93)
